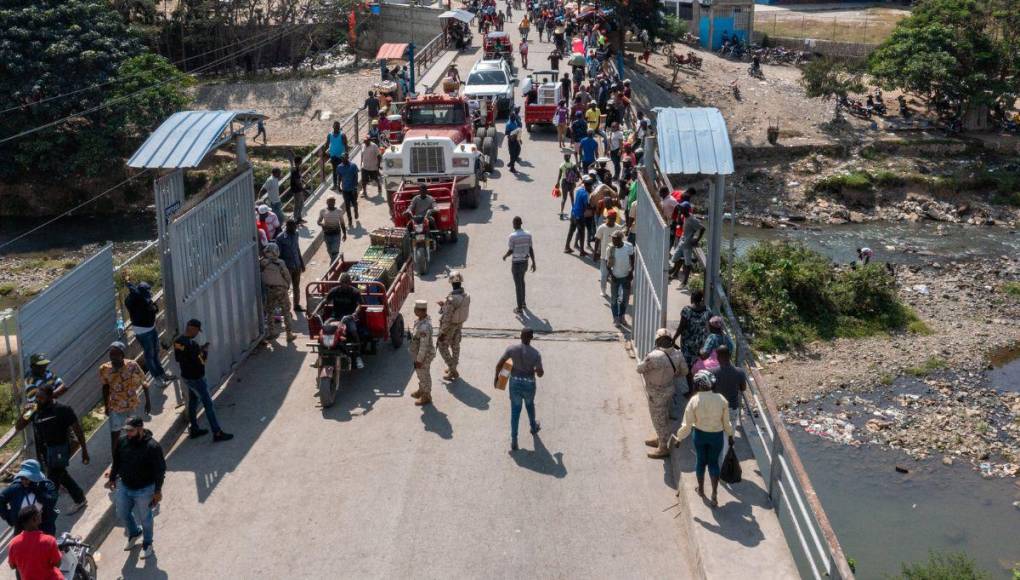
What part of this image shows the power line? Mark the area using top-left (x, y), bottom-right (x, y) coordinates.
top-left (0, 25), bottom-right (304, 117)
top-left (0, 169), bottom-right (151, 254)
top-left (0, 21), bottom-right (308, 146)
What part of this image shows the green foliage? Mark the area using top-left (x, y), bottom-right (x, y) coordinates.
top-left (661, 16), bottom-right (690, 43)
top-left (904, 356), bottom-right (949, 376)
top-left (115, 247), bottom-right (161, 292)
top-left (800, 58), bottom-right (865, 119)
top-left (0, 0), bottom-right (191, 180)
top-left (814, 171), bottom-right (874, 194)
top-left (1002, 281), bottom-right (1020, 298)
top-left (730, 242), bottom-right (915, 352)
top-left (893, 550), bottom-right (990, 579)
top-left (868, 0), bottom-right (1007, 108)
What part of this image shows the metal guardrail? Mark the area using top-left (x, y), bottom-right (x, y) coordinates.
top-left (638, 134), bottom-right (853, 578)
top-left (414, 33), bottom-right (450, 83)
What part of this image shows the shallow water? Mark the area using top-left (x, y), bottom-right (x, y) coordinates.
top-left (727, 221), bottom-right (1020, 266)
top-left (988, 345), bottom-right (1020, 394)
top-left (0, 213), bottom-right (155, 254)
top-left (791, 431), bottom-right (1020, 579)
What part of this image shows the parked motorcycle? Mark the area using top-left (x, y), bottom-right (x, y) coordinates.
top-left (839, 96), bottom-right (871, 119)
top-left (57, 533), bottom-right (99, 580)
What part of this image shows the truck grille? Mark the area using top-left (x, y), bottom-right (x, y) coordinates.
top-left (410, 144), bottom-right (444, 175)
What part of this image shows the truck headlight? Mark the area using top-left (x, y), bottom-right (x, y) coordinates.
top-left (452, 157), bottom-right (469, 168)
top-left (385, 158), bottom-right (403, 169)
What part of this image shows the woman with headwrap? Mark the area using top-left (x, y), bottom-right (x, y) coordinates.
top-left (674, 370), bottom-right (734, 507)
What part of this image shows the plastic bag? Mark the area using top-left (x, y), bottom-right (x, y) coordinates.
top-left (552, 184), bottom-right (561, 198)
top-left (720, 447), bottom-right (741, 484)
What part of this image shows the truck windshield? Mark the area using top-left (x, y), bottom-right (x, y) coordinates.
top-left (467, 70), bottom-right (508, 86)
top-left (406, 104), bottom-right (466, 126)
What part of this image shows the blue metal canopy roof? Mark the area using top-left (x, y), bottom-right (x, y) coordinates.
top-left (654, 107), bottom-right (734, 176)
top-left (127, 110), bottom-right (265, 169)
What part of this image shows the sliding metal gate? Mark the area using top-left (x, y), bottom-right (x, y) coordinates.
top-left (631, 175), bottom-right (670, 359)
top-left (168, 170), bottom-right (263, 386)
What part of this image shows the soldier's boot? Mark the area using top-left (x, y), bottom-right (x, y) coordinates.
top-left (415, 393), bottom-right (432, 406)
top-left (443, 368), bottom-right (459, 381)
top-left (647, 446), bottom-right (670, 459)
top-left (410, 389), bottom-right (423, 399)
top-left (644, 437), bottom-right (660, 448)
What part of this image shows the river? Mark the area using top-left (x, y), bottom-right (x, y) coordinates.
top-left (0, 212), bottom-right (155, 254)
top-left (789, 351), bottom-right (1020, 579)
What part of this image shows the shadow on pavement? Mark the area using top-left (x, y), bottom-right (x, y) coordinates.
top-left (420, 402), bottom-right (453, 439)
top-left (119, 549), bottom-right (170, 580)
top-left (445, 378), bottom-right (491, 411)
top-left (160, 339), bottom-right (306, 503)
top-left (320, 342), bottom-right (415, 422)
top-left (459, 187), bottom-right (494, 226)
top-left (516, 308), bottom-right (552, 333)
top-left (510, 434), bottom-right (566, 478)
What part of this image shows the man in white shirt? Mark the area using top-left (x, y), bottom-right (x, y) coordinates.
top-left (593, 210), bottom-right (623, 297)
top-left (360, 138), bottom-right (382, 198)
top-left (260, 168), bottom-right (284, 223)
top-left (606, 230), bottom-right (635, 325)
top-left (607, 122), bottom-right (624, 179)
top-left (317, 197), bottom-right (348, 264)
top-left (502, 216), bottom-right (536, 314)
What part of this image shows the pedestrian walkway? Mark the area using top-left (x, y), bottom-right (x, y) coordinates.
top-left (4, 17), bottom-right (806, 580)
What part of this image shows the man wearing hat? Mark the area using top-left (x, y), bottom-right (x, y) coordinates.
top-left (106, 416), bottom-right (166, 559)
top-left (24, 353), bottom-right (66, 402)
top-left (124, 277), bottom-right (176, 389)
top-left (636, 329), bottom-right (688, 459)
top-left (260, 242), bottom-right (297, 342)
top-left (15, 384), bottom-right (90, 513)
top-left (257, 203), bottom-right (280, 240)
top-left (100, 341), bottom-right (151, 454)
top-left (408, 301), bottom-right (436, 406)
top-left (0, 459), bottom-right (59, 535)
top-left (173, 319), bottom-right (234, 442)
top-left (437, 271), bottom-right (471, 382)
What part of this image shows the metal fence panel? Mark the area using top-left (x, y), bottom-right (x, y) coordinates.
top-left (632, 175), bottom-right (670, 359)
top-left (169, 169), bottom-right (262, 385)
top-left (16, 246), bottom-right (116, 416)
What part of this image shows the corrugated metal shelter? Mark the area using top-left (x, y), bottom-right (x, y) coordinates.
top-left (127, 110), bottom-right (264, 169)
top-left (376, 43), bottom-right (410, 61)
top-left (653, 107), bottom-right (734, 310)
top-left (654, 107), bottom-right (734, 176)
top-left (439, 9), bottom-right (475, 23)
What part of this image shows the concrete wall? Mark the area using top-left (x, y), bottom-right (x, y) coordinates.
top-left (378, 4), bottom-right (446, 46)
top-left (750, 31), bottom-right (877, 59)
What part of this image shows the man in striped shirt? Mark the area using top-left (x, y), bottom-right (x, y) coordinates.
top-left (502, 216), bottom-right (536, 314)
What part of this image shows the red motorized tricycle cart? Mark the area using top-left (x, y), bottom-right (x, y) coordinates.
top-left (390, 178), bottom-right (462, 275)
top-left (305, 230), bottom-right (414, 407)
top-left (483, 31), bottom-right (515, 71)
top-left (523, 70), bottom-right (561, 131)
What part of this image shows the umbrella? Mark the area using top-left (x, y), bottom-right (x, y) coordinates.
top-left (568, 53), bottom-right (586, 67)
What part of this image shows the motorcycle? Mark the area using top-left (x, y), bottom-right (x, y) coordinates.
top-left (408, 209), bottom-right (438, 275)
top-left (839, 96), bottom-right (871, 119)
top-left (871, 97), bottom-right (888, 116)
top-left (57, 532), bottom-right (99, 580)
top-left (313, 314), bottom-right (361, 408)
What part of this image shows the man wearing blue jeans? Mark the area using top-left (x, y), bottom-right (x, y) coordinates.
top-left (124, 281), bottom-right (176, 386)
top-left (494, 328), bottom-right (544, 451)
top-left (606, 230), bottom-right (635, 325)
top-left (106, 417), bottom-right (165, 560)
top-left (173, 319), bottom-right (234, 442)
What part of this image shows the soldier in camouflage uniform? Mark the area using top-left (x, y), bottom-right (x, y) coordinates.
top-left (409, 300), bottom-right (436, 406)
top-left (260, 243), bottom-right (296, 342)
top-left (437, 270), bottom-right (471, 381)
top-left (636, 328), bottom-right (688, 458)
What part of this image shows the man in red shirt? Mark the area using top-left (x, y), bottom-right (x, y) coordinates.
top-left (8, 506), bottom-right (62, 580)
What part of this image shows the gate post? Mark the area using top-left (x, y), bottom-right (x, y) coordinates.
top-left (705, 174), bottom-right (726, 311)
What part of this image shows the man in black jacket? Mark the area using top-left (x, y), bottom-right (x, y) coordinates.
top-left (106, 417), bottom-right (165, 560)
top-left (124, 279), bottom-right (175, 387)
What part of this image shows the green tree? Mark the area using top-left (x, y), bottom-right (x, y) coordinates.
top-left (868, 0), bottom-right (1005, 108)
top-left (0, 0), bottom-right (191, 180)
top-left (800, 58), bottom-right (865, 120)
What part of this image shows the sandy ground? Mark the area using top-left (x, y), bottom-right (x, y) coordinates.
top-left (191, 65), bottom-right (384, 146)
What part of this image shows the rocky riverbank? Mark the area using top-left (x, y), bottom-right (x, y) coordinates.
top-left (762, 256), bottom-right (1020, 477)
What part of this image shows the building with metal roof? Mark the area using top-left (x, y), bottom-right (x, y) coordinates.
top-left (127, 110), bottom-right (264, 169)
